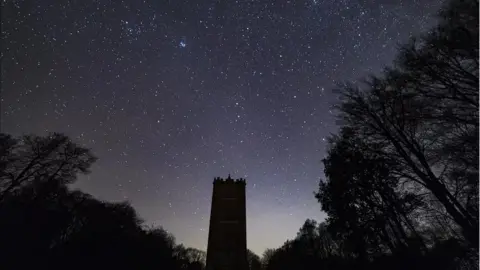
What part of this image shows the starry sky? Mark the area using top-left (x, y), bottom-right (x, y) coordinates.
top-left (2, 0), bottom-right (443, 255)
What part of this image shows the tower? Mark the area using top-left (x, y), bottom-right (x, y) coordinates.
top-left (206, 175), bottom-right (248, 270)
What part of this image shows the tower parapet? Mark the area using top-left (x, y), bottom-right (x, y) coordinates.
top-left (213, 175), bottom-right (246, 185)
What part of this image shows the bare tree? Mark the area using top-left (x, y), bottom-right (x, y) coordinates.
top-left (0, 133), bottom-right (97, 201)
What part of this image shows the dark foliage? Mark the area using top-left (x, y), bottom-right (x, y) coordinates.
top-left (263, 0), bottom-right (477, 269)
top-left (332, 0), bottom-right (478, 248)
top-left (0, 132), bottom-right (207, 270)
top-left (247, 249), bottom-right (262, 270)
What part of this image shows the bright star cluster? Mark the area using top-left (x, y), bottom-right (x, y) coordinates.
top-left (1, 0), bottom-right (442, 255)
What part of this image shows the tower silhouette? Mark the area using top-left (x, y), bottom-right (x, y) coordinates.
top-left (206, 175), bottom-right (248, 270)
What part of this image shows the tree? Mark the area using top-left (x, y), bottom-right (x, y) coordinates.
top-left (262, 248), bottom-right (278, 269)
top-left (247, 249), bottom-right (262, 270)
top-left (261, 220), bottom-right (350, 270)
top-left (0, 132), bottom-right (197, 270)
top-left (261, 0), bottom-right (477, 269)
top-left (316, 127), bottom-right (430, 262)
top-left (174, 245), bottom-right (207, 270)
top-left (0, 132), bottom-right (96, 201)
top-left (0, 132), bottom-right (97, 268)
top-left (333, 0), bottom-right (478, 247)
top-left (393, 0), bottom-right (479, 237)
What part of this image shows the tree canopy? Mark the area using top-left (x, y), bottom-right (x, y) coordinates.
top-left (264, 0), bottom-right (478, 269)
top-left (0, 132), bottom-right (219, 270)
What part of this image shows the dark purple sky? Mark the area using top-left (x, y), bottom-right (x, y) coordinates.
top-left (2, 0), bottom-right (442, 255)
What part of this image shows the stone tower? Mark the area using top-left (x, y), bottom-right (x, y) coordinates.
top-left (206, 175), bottom-right (248, 270)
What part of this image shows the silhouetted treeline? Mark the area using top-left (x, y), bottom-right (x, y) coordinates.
top-left (262, 0), bottom-right (478, 269)
top-left (0, 133), bottom-right (216, 270)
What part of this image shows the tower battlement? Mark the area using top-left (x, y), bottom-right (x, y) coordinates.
top-left (213, 175), bottom-right (246, 185)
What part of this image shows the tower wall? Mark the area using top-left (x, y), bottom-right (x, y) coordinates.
top-left (206, 176), bottom-right (248, 270)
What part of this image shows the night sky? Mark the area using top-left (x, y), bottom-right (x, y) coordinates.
top-left (2, 0), bottom-right (442, 255)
